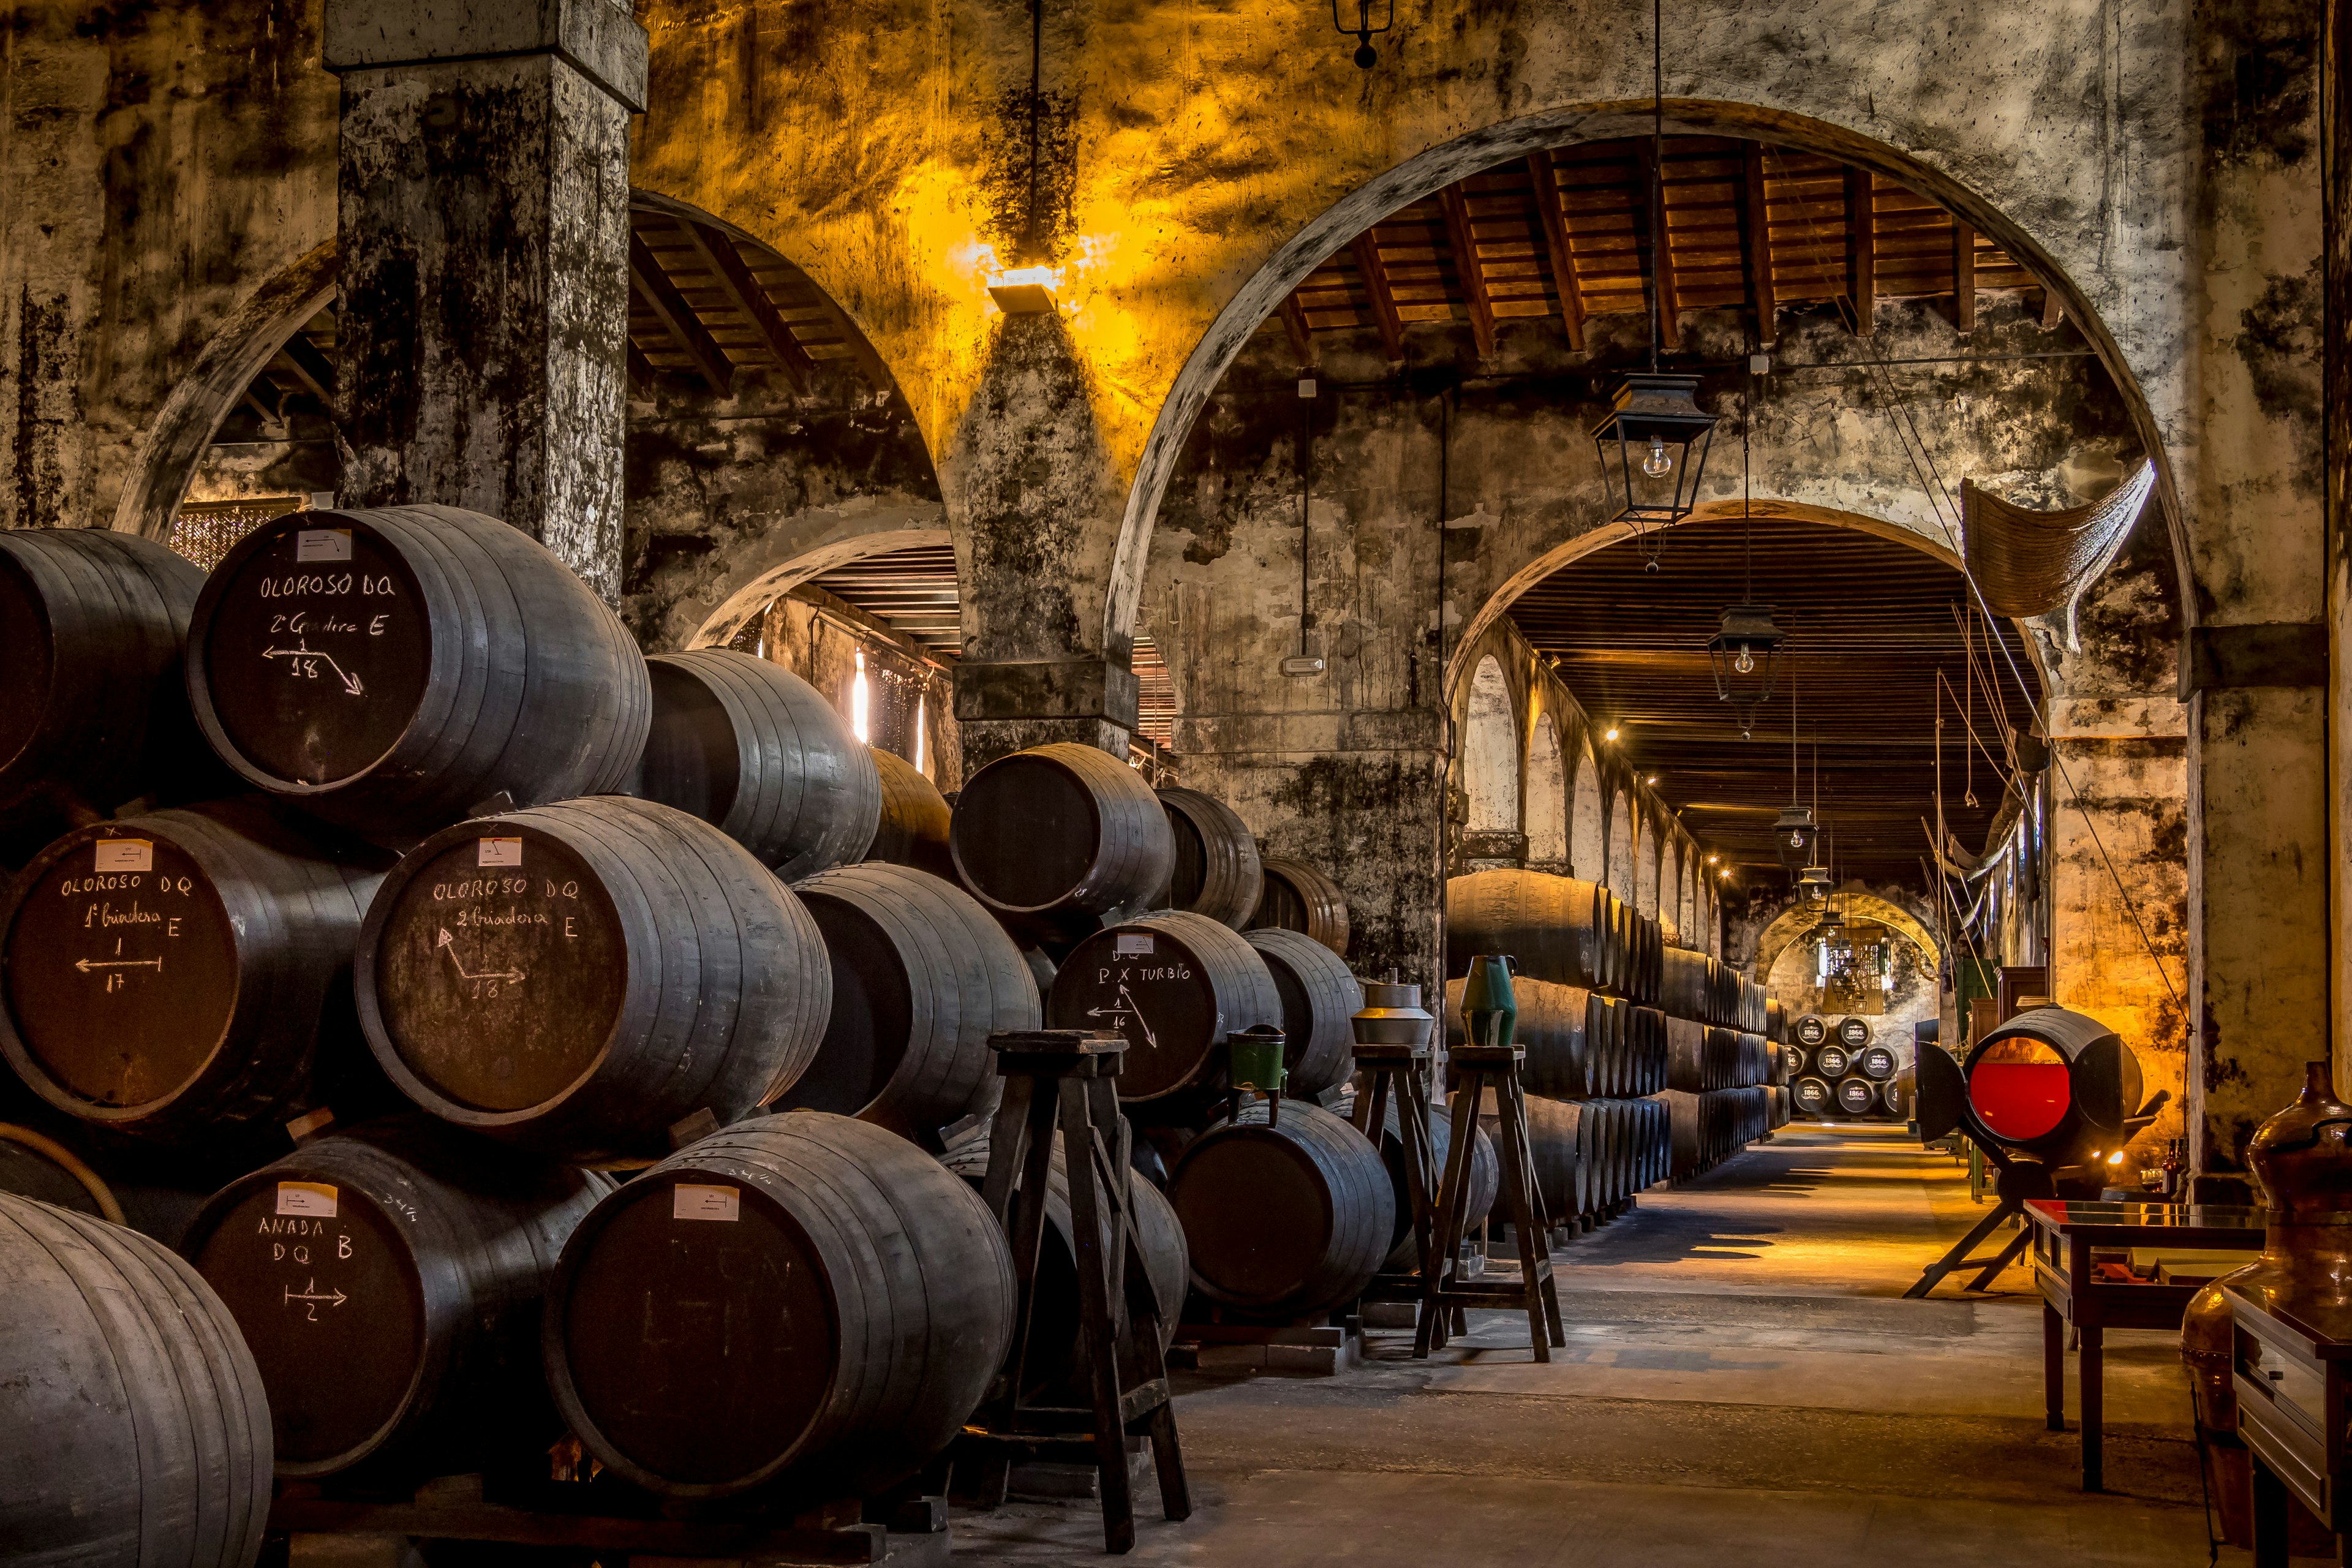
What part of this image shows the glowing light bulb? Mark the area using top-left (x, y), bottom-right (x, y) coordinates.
top-left (851, 648), bottom-right (871, 744)
top-left (1789, 829), bottom-right (1806, 848)
top-left (1641, 435), bottom-right (1673, 479)
top-left (1733, 647), bottom-right (1755, 674)
top-left (1604, 726), bottom-right (1619, 742)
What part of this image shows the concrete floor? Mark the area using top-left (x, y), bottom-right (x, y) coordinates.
top-left (958, 1124), bottom-right (2252, 1566)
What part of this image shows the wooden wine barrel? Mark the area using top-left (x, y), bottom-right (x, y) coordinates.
top-left (1375, 1102), bottom-right (1496, 1267)
top-left (1445, 869), bottom-right (1609, 988)
top-left (0, 799), bottom-right (390, 1139)
top-left (1510, 1096), bottom-right (1601, 1221)
top-left (937, 1139), bottom-right (1187, 1388)
top-left (1777, 1043), bottom-right (1807, 1080)
top-left (1854, 1043), bottom-right (1900, 1081)
top-left (1045, 910), bottom-right (1280, 1102)
top-left (1658, 949), bottom-right (1713, 1023)
top-left (1630, 1006), bottom-right (1667, 1096)
top-left (633, 650), bottom-right (881, 880)
top-left (1792, 1076), bottom-right (1833, 1117)
top-left (0, 1088), bottom-right (262, 1246)
top-left (1167, 1099), bottom-right (1392, 1316)
top-left (1245, 927), bottom-right (1361, 1097)
top-left (1836, 1016), bottom-right (1874, 1048)
top-left (779, 863), bottom-right (1039, 1144)
top-left (865, 747), bottom-right (954, 879)
top-left (1883, 1068), bottom-right (1915, 1121)
top-left (1812, 1043), bottom-right (1852, 1079)
top-left (355, 796), bottom-right (832, 1159)
top-left (950, 743), bottom-right (1173, 928)
top-left (1154, 787), bottom-right (1262, 929)
top-left (0, 1192), bottom-right (271, 1566)
top-left (181, 1117), bottom-right (608, 1478)
top-left (1446, 974), bottom-right (1594, 1099)
top-left (185, 505), bottom-right (650, 836)
top-left (1246, 858), bottom-right (1352, 957)
top-left (1834, 1076), bottom-right (1881, 1115)
top-left (1792, 1014), bottom-right (1830, 1048)
top-left (545, 1112), bottom-right (1013, 1501)
top-left (0, 527), bottom-right (218, 832)
top-left (1765, 998), bottom-right (1787, 1043)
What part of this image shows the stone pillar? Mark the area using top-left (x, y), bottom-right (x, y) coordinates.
top-left (945, 313), bottom-right (1135, 769)
top-left (323, 0), bottom-right (644, 603)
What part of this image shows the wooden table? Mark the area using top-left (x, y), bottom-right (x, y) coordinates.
top-left (2224, 1282), bottom-right (2352, 1566)
top-left (2025, 1199), bottom-right (2264, 1491)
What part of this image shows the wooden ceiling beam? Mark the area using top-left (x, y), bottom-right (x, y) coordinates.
top-left (1632, 141), bottom-right (1680, 350)
top-left (1526, 151), bottom-right (1588, 350)
top-left (1844, 166), bottom-right (1875, 337)
top-left (2040, 284), bottom-right (2065, 330)
top-left (1280, 293), bottom-right (1320, 369)
top-left (275, 331), bottom-right (336, 405)
top-left (1439, 184), bottom-right (1499, 357)
top-left (626, 339), bottom-right (657, 396)
top-left (628, 230), bottom-right (734, 395)
top-left (1352, 232), bottom-right (1406, 362)
top-left (677, 219), bottom-right (815, 390)
top-left (1951, 219), bottom-right (1977, 333)
top-left (1741, 142), bottom-right (1777, 345)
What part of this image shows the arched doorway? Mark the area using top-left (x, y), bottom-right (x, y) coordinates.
top-left (1464, 656), bottom-right (1520, 837)
top-left (1570, 744), bottom-right (1605, 883)
top-left (1527, 714), bottom-right (1568, 868)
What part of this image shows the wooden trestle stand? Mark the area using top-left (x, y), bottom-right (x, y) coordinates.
top-left (957, 1029), bottom-right (1190, 1554)
top-left (1351, 1004), bottom-right (1454, 1334)
top-left (1415, 978), bottom-right (1566, 1362)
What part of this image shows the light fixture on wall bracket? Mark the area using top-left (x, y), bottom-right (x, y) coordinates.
top-left (1332, 0), bottom-right (1394, 67)
top-left (987, 0), bottom-right (1062, 314)
top-left (1589, 0), bottom-right (1718, 560)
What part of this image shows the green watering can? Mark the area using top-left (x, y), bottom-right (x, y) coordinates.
top-left (1228, 1022), bottom-right (1289, 1124)
top-left (1460, 954), bottom-right (1518, 1050)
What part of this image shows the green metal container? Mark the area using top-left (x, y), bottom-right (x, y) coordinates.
top-left (1227, 1023), bottom-right (1288, 1093)
top-left (1460, 953), bottom-right (1518, 1051)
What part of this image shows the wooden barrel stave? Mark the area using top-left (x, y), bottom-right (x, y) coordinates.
top-left (181, 1117), bottom-right (608, 1479)
top-left (186, 506), bottom-right (650, 836)
top-left (357, 796), bottom-right (832, 1159)
top-left (545, 1112), bottom-right (1014, 1501)
top-left (0, 1192), bottom-right (272, 1567)
top-left (1167, 1099), bottom-right (1392, 1317)
top-left (0, 800), bottom-right (391, 1139)
top-left (1246, 858), bottom-right (1351, 957)
top-left (1045, 909), bottom-right (1281, 1103)
top-left (1246, 927), bottom-right (1362, 1098)
top-left (782, 863), bottom-right (1039, 1144)
top-left (1153, 787), bottom-right (1263, 929)
top-left (865, 748), bottom-right (955, 879)
top-left (635, 650), bottom-right (881, 880)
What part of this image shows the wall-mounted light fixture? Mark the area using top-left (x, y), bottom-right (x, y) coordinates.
top-left (1332, 0), bottom-right (1393, 67)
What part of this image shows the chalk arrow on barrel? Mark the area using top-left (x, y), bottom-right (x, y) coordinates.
top-left (1086, 985), bottom-right (1158, 1050)
top-left (261, 642), bottom-right (366, 696)
top-left (75, 957), bottom-right (162, 973)
top-left (435, 929), bottom-right (526, 984)
top-left (284, 1280), bottom-right (347, 1308)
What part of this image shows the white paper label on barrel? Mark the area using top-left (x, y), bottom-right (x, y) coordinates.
top-left (673, 1183), bottom-right (741, 1222)
top-left (295, 528), bottom-right (353, 563)
top-left (477, 837), bottom-right (523, 868)
top-left (92, 839), bottom-right (153, 872)
top-left (276, 1181), bottom-right (339, 1218)
top-left (1115, 934), bottom-right (1154, 957)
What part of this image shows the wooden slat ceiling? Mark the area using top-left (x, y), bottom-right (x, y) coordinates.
top-left (1278, 137), bottom-right (2040, 360)
top-left (1510, 517), bottom-right (2040, 886)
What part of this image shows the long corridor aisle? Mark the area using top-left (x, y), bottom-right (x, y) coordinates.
top-left (963, 1126), bottom-right (2231, 1566)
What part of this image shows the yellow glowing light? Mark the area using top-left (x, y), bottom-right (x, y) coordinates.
top-left (851, 649), bottom-right (870, 744)
top-left (1604, 727), bottom-right (1620, 742)
top-left (987, 263), bottom-right (1061, 290)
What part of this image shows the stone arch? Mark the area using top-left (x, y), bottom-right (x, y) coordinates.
top-left (1678, 854), bottom-right (1698, 945)
top-left (1463, 656), bottom-right (1520, 834)
top-left (1635, 811), bottom-right (1660, 917)
top-left (1570, 743), bottom-right (1605, 883)
top-left (1607, 789), bottom-right (1634, 896)
top-left (1754, 892), bottom-right (1943, 984)
top-left (1659, 837), bottom-right (1680, 938)
top-left (1106, 102), bottom-right (2192, 669)
top-left (1526, 714), bottom-right (1567, 866)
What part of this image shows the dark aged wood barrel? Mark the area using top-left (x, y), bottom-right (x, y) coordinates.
top-left (1836, 1016), bottom-right (1874, 1049)
top-left (1835, 1076), bottom-right (1881, 1115)
top-left (1045, 910), bottom-right (1281, 1102)
top-left (950, 742), bottom-right (1173, 929)
top-left (865, 747), bottom-right (954, 879)
top-left (1777, 1042), bottom-right (1807, 1081)
top-left (938, 1139), bottom-right (1186, 1391)
top-left (633, 650), bottom-right (880, 880)
top-left (1766, 998), bottom-right (1787, 1042)
top-left (0, 800), bottom-right (390, 1140)
top-left (1493, 1095), bottom-right (1594, 1222)
top-left (1883, 1069), bottom-right (1915, 1120)
top-left (0, 1085), bottom-right (263, 1246)
top-left (1378, 1104), bottom-right (1495, 1268)
top-left (355, 796), bottom-right (832, 1159)
top-left (1445, 869), bottom-right (1609, 988)
top-left (1446, 974), bottom-right (1593, 1099)
top-left (1853, 1042), bottom-right (1899, 1081)
top-left (1631, 1006), bottom-right (1667, 1096)
top-left (185, 505), bottom-right (650, 837)
top-left (1246, 857), bottom-right (1352, 956)
top-left (778, 863), bottom-right (1039, 1144)
top-left (1658, 948), bottom-right (1714, 1023)
top-left (1792, 1075), bottom-right (1833, 1117)
top-left (1153, 787), bottom-right (1262, 929)
top-left (0, 527), bottom-right (221, 837)
top-left (181, 1117), bottom-right (608, 1479)
top-left (1244, 926), bottom-right (1361, 1098)
top-left (1167, 1099), bottom-right (1392, 1317)
top-left (0, 1191), bottom-right (271, 1567)
top-left (1667, 1019), bottom-right (1766, 1093)
top-left (544, 1112), bottom-right (1013, 1501)
top-left (1812, 1042), bottom-right (1853, 1079)
top-left (1793, 1013), bottom-right (1830, 1048)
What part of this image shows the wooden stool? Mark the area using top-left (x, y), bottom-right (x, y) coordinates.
top-left (1352, 1037), bottom-right (1463, 1333)
top-left (1416, 1039), bottom-right (1566, 1362)
top-left (957, 1029), bottom-right (1190, 1554)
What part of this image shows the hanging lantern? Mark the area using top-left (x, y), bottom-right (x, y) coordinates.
top-left (1773, 803), bottom-right (1817, 870)
top-left (1796, 862), bottom-right (1832, 903)
top-left (1706, 601), bottom-right (1784, 734)
top-left (1332, 0), bottom-right (1393, 67)
top-left (1591, 374), bottom-right (1719, 527)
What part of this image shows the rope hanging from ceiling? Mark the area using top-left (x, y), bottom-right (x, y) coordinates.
top-left (1959, 459), bottom-right (2154, 633)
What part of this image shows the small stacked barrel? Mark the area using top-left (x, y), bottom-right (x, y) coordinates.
top-left (1788, 1013), bottom-right (1912, 1121)
top-left (1652, 947), bottom-right (1774, 1179)
top-left (1445, 869), bottom-right (1678, 1229)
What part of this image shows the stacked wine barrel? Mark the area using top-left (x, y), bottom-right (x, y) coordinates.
top-left (1444, 869), bottom-right (1678, 1227)
top-left (1787, 1013), bottom-right (1913, 1121)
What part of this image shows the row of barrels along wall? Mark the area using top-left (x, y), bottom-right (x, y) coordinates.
top-left (1785, 1013), bottom-right (1915, 1121)
top-left (0, 507), bottom-right (1406, 1551)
